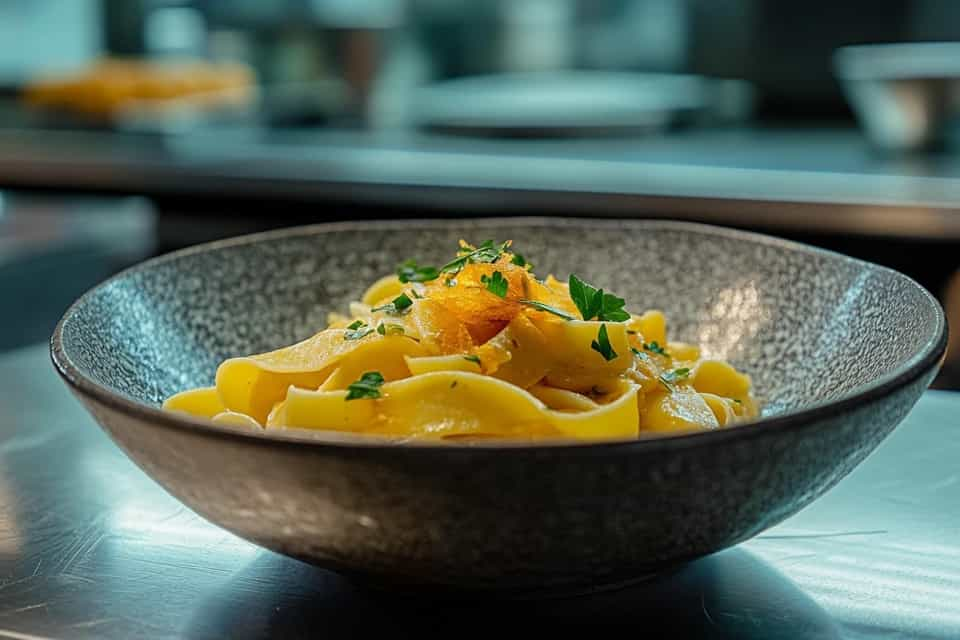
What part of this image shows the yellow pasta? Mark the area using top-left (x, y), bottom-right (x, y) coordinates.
top-left (163, 386), bottom-right (225, 418)
top-left (279, 372), bottom-right (640, 440)
top-left (163, 239), bottom-right (759, 441)
top-left (640, 387), bottom-right (720, 433)
top-left (361, 274), bottom-right (406, 306)
top-left (212, 411), bottom-right (262, 429)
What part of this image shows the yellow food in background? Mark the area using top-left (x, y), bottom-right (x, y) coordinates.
top-left (22, 57), bottom-right (255, 119)
top-left (163, 240), bottom-right (760, 441)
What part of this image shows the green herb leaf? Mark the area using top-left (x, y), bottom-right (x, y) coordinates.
top-left (733, 398), bottom-right (743, 405)
top-left (590, 324), bottom-right (618, 361)
top-left (658, 367), bottom-right (691, 389)
top-left (393, 293), bottom-right (413, 312)
top-left (568, 274), bottom-right (630, 322)
top-left (599, 295), bottom-right (631, 322)
top-left (344, 321), bottom-right (374, 340)
top-left (345, 371), bottom-right (385, 400)
top-left (511, 253), bottom-right (531, 269)
top-left (643, 341), bottom-right (670, 357)
top-left (519, 299), bottom-right (577, 321)
top-left (463, 355), bottom-right (481, 366)
top-left (439, 239), bottom-right (511, 275)
top-left (480, 271), bottom-right (509, 298)
top-left (440, 257), bottom-right (468, 276)
top-left (372, 293), bottom-right (413, 316)
top-left (409, 288), bottom-right (423, 299)
top-left (569, 274), bottom-right (602, 321)
top-left (397, 259), bottom-right (439, 283)
top-left (376, 322), bottom-right (405, 336)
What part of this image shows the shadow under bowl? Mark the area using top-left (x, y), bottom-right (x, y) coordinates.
top-left (51, 218), bottom-right (946, 592)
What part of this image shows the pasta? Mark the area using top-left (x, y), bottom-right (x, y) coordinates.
top-left (163, 240), bottom-right (759, 441)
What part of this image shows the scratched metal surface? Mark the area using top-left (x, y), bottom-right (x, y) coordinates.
top-left (0, 344), bottom-right (958, 639)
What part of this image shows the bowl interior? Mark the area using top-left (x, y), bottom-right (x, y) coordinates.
top-left (57, 219), bottom-right (944, 426)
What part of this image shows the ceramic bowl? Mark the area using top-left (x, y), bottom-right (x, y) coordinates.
top-left (51, 219), bottom-right (947, 594)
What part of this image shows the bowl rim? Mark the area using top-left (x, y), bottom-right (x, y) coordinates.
top-left (50, 217), bottom-right (948, 454)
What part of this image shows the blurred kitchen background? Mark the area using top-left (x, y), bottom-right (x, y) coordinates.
top-left (1, 0), bottom-right (959, 386)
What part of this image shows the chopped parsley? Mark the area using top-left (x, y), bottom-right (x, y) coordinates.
top-left (511, 253), bottom-right (531, 269)
top-left (643, 341), bottom-right (670, 357)
top-left (463, 355), bottom-right (481, 366)
top-left (658, 367), bottom-right (691, 390)
top-left (376, 322), bottom-right (405, 336)
top-left (568, 274), bottom-right (630, 322)
top-left (440, 239), bottom-right (511, 276)
top-left (372, 293), bottom-right (413, 315)
top-left (590, 324), bottom-right (618, 361)
top-left (519, 299), bottom-right (577, 321)
top-left (409, 288), bottom-right (423, 299)
top-left (344, 321), bottom-right (374, 340)
top-left (480, 271), bottom-right (509, 298)
top-left (397, 259), bottom-right (439, 284)
top-left (345, 371), bottom-right (385, 400)
top-left (733, 398), bottom-right (743, 405)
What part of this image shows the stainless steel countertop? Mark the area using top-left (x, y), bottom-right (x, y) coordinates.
top-left (1, 343), bottom-right (958, 638)
top-left (4, 125), bottom-right (960, 239)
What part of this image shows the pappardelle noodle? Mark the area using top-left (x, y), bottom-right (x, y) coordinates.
top-left (163, 240), bottom-right (759, 441)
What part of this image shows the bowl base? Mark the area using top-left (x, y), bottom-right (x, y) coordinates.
top-left (333, 564), bottom-right (684, 601)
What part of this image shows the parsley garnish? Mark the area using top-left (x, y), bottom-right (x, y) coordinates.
top-left (409, 288), bottom-right (423, 299)
top-left (590, 324), bottom-right (618, 361)
top-left (511, 253), bottom-right (531, 269)
top-left (480, 271), bottom-right (509, 298)
top-left (345, 371), bottom-right (385, 400)
top-left (568, 274), bottom-right (630, 322)
top-left (372, 293), bottom-right (413, 315)
top-left (519, 299), bottom-right (576, 320)
top-left (344, 321), bottom-right (374, 340)
top-left (397, 259), bottom-right (439, 283)
top-left (376, 322), bottom-right (405, 336)
top-left (463, 355), bottom-right (481, 366)
top-left (440, 240), bottom-right (511, 276)
top-left (658, 368), bottom-right (691, 390)
top-left (643, 341), bottom-right (670, 357)
top-left (733, 398), bottom-right (743, 405)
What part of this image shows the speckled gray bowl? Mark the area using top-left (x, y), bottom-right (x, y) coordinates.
top-left (51, 219), bottom-right (947, 594)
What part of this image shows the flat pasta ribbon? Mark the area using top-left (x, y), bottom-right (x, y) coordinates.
top-left (279, 371), bottom-right (640, 441)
